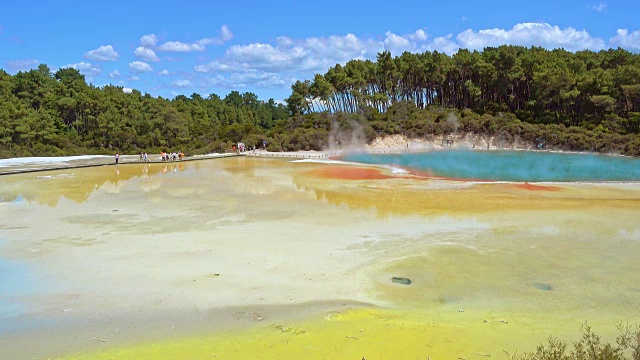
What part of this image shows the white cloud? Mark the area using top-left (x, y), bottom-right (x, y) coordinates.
top-left (456, 23), bottom-right (606, 52)
top-left (83, 45), bottom-right (119, 61)
top-left (610, 29), bottom-right (640, 50)
top-left (157, 41), bottom-right (205, 52)
top-left (159, 69), bottom-right (170, 75)
top-left (225, 43), bottom-right (309, 71)
top-left (157, 25), bottom-right (233, 52)
top-left (220, 25), bottom-right (233, 42)
top-left (409, 29), bottom-right (428, 42)
top-left (129, 61), bottom-right (153, 73)
top-left (194, 28), bottom-right (459, 77)
top-left (384, 32), bottom-right (413, 53)
top-left (122, 87), bottom-right (133, 93)
top-left (185, 29), bottom-right (444, 89)
top-left (429, 34), bottom-right (460, 54)
top-left (195, 60), bottom-right (233, 73)
top-left (202, 71), bottom-right (292, 89)
top-left (128, 75), bottom-right (140, 81)
top-left (299, 34), bottom-right (382, 64)
top-left (62, 62), bottom-right (101, 77)
top-left (109, 70), bottom-right (121, 79)
top-left (134, 46), bottom-right (160, 62)
top-left (5, 59), bottom-right (40, 73)
top-left (196, 25), bottom-right (234, 46)
top-left (171, 79), bottom-right (192, 88)
top-left (383, 29), bottom-right (429, 54)
top-left (140, 33), bottom-right (158, 47)
top-left (589, 2), bottom-right (607, 12)
top-left (196, 33), bottom-right (383, 74)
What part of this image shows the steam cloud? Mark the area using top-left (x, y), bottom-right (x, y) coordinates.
top-left (327, 118), bottom-right (366, 152)
top-left (446, 112), bottom-right (460, 133)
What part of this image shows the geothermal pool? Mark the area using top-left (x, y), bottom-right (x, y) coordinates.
top-left (341, 150), bottom-right (640, 181)
top-left (0, 154), bottom-right (639, 359)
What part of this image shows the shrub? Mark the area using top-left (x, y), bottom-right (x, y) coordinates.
top-left (508, 322), bottom-right (640, 360)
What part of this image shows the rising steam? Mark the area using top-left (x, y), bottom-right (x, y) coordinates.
top-left (446, 112), bottom-right (460, 133)
top-left (326, 119), bottom-right (366, 152)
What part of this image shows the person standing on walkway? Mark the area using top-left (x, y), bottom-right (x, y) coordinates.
top-left (115, 153), bottom-right (119, 164)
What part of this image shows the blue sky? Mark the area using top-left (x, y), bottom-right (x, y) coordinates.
top-left (1, 0), bottom-right (639, 101)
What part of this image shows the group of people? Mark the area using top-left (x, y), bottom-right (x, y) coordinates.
top-left (115, 151), bottom-right (186, 164)
top-left (161, 151), bottom-right (184, 162)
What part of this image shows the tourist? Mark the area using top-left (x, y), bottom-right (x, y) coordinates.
top-left (115, 153), bottom-right (119, 164)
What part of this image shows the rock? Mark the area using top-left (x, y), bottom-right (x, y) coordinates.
top-left (391, 277), bottom-right (411, 285)
top-left (533, 283), bottom-right (553, 291)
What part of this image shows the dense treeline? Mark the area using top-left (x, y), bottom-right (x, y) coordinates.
top-left (286, 46), bottom-right (640, 131)
top-left (0, 65), bottom-right (290, 158)
top-left (2, 45), bottom-right (640, 158)
top-left (285, 46), bottom-right (640, 155)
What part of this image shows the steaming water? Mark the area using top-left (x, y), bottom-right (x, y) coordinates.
top-left (341, 150), bottom-right (640, 182)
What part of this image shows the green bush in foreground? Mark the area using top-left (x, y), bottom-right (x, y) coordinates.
top-left (508, 323), bottom-right (640, 360)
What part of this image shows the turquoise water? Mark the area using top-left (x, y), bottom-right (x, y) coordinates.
top-left (0, 256), bottom-right (30, 331)
top-left (0, 239), bottom-right (52, 333)
top-left (341, 150), bottom-right (640, 182)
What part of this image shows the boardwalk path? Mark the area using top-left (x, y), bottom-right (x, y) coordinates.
top-left (0, 150), bottom-right (343, 176)
top-left (0, 153), bottom-right (242, 176)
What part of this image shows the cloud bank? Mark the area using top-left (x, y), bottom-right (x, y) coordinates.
top-left (192, 22), bottom-right (621, 91)
top-left (8, 21), bottom-right (640, 97)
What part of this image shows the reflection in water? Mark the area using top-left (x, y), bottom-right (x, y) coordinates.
top-left (292, 164), bottom-right (640, 217)
top-left (221, 156), bottom-right (256, 177)
top-left (0, 163), bottom-right (186, 206)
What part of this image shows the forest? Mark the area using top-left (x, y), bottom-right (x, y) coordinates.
top-left (0, 64), bottom-right (290, 158)
top-left (2, 45), bottom-right (640, 158)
